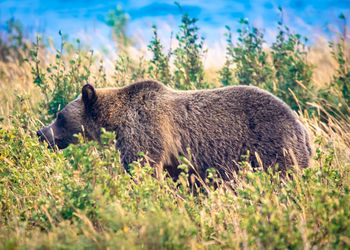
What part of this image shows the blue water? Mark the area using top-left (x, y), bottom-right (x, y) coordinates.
top-left (1, 0), bottom-right (349, 49)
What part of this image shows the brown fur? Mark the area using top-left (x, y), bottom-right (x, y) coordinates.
top-left (38, 80), bottom-right (312, 180)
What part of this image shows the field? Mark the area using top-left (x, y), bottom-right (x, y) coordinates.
top-left (0, 10), bottom-right (350, 249)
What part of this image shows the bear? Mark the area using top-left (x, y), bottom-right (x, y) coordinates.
top-left (37, 80), bottom-right (312, 180)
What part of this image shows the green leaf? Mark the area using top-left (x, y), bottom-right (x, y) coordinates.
top-left (339, 13), bottom-right (345, 20)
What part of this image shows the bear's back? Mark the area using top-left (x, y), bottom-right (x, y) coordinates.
top-left (116, 81), bottom-right (311, 178)
top-left (170, 85), bottom-right (298, 134)
top-left (122, 80), bottom-right (169, 97)
top-left (166, 85), bottom-right (311, 177)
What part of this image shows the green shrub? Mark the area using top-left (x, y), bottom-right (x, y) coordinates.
top-left (148, 24), bottom-right (173, 86)
top-left (221, 13), bottom-right (315, 113)
top-left (315, 14), bottom-right (350, 122)
top-left (0, 18), bottom-right (29, 63)
top-left (106, 5), bottom-right (131, 51)
top-left (113, 54), bottom-right (147, 86)
top-left (327, 14), bottom-right (350, 110)
top-left (271, 8), bottom-right (315, 112)
top-left (218, 26), bottom-right (236, 86)
top-left (226, 18), bottom-right (274, 89)
top-left (173, 7), bottom-right (207, 89)
top-left (29, 32), bottom-right (94, 120)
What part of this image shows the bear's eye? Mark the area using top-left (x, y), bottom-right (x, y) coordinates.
top-left (57, 113), bottom-right (66, 127)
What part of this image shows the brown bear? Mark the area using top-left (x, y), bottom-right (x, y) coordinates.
top-left (37, 80), bottom-right (311, 180)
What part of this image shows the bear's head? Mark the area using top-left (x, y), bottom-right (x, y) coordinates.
top-left (37, 84), bottom-right (98, 149)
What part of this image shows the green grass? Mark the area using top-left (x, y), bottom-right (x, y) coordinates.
top-left (0, 110), bottom-right (349, 249)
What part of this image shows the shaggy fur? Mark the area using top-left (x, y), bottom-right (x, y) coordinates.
top-left (38, 80), bottom-right (312, 180)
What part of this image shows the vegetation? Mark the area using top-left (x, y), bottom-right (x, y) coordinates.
top-left (148, 24), bottom-right (172, 86)
top-left (323, 14), bottom-right (350, 117)
top-left (0, 6), bottom-right (350, 249)
top-left (271, 10), bottom-right (314, 112)
top-left (29, 33), bottom-right (95, 120)
top-left (0, 18), bottom-right (29, 63)
top-left (220, 9), bottom-right (315, 112)
top-left (173, 12), bottom-right (206, 89)
top-left (221, 19), bottom-right (273, 89)
top-left (106, 5), bottom-right (131, 50)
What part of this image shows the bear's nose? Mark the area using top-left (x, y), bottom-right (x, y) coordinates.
top-left (37, 130), bottom-right (43, 138)
top-left (37, 130), bottom-right (46, 143)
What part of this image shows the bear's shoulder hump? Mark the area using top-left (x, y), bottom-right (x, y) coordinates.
top-left (126, 80), bottom-right (168, 94)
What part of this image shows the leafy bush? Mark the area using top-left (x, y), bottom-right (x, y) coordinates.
top-left (106, 5), bottom-right (131, 51)
top-left (271, 8), bottom-right (314, 112)
top-left (218, 26), bottom-right (236, 86)
top-left (173, 8), bottom-right (207, 89)
top-left (316, 14), bottom-right (350, 121)
top-left (113, 54), bottom-right (147, 86)
top-left (221, 15), bottom-right (315, 113)
top-left (329, 14), bottom-right (350, 106)
top-left (29, 32), bottom-right (94, 120)
top-left (0, 18), bottom-right (29, 63)
top-left (148, 24), bottom-right (173, 85)
top-left (147, 6), bottom-right (208, 89)
top-left (225, 18), bottom-right (274, 89)
top-left (325, 14), bottom-right (350, 113)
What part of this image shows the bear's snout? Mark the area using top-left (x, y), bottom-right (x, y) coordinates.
top-left (36, 128), bottom-right (54, 147)
top-left (36, 130), bottom-right (45, 142)
top-left (36, 127), bottom-right (71, 150)
top-left (37, 130), bottom-right (42, 137)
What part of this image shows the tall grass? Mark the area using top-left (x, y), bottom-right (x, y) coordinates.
top-left (0, 8), bottom-right (350, 249)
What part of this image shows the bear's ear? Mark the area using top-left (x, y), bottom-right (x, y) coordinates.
top-left (82, 84), bottom-right (97, 108)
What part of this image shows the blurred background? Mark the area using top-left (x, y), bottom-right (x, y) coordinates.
top-left (1, 0), bottom-right (349, 50)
